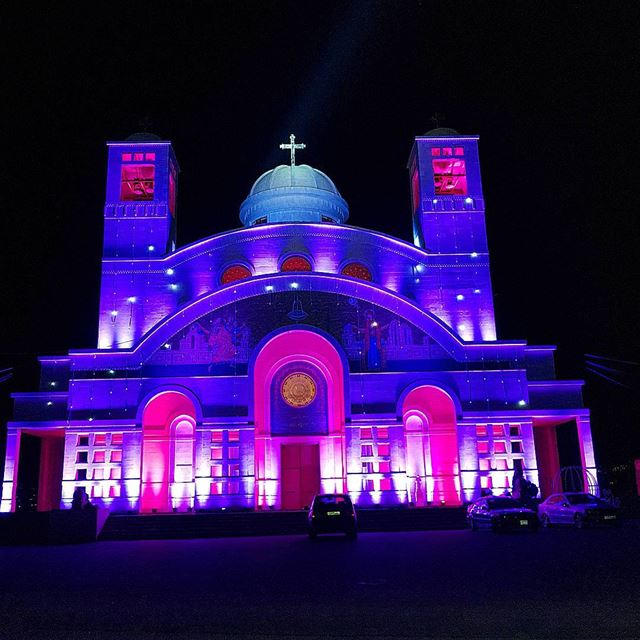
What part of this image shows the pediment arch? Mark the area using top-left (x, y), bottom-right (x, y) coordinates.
top-left (72, 273), bottom-right (477, 370)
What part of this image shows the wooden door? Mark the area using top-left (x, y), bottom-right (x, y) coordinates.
top-left (281, 444), bottom-right (320, 510)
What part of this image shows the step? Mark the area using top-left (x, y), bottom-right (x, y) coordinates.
top-left (98, 507), bottom-right (468, 541)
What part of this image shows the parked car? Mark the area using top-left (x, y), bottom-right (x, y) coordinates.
top-left (538, 492), bottom-right (620, 528)
top-left (308, 493), bottom-right (357, 539)
top-left (467, 496), bottom-right (539, 532)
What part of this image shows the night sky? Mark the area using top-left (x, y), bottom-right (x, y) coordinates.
top-left (1, 2), bottom-right (638, 475)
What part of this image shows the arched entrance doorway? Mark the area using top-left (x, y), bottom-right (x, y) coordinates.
top-left (252, 329), bottom-right (347, 510)
top-left (402, 385), bottom-right (461, 506)
top-left (140, 391), bottom-right (197, 513)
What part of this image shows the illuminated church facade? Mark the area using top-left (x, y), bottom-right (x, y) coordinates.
top-left (1, 129), bottom-right (596, 513)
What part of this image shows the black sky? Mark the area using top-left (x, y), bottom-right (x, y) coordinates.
top-left (1, 1), bottom-right (639, 470)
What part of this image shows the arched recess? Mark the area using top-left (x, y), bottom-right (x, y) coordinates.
top-left (85, 272), bottom-right (477, 371)
top-left (402, 385), bottom-right (461, 506)
top-left (140, 391), bottom-right (197, 513)
top-left (252, 328), bottom-right (347, 509)
top-left (170, 415), bottom-right (196, 511)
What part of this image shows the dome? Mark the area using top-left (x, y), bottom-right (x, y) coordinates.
top-left (250, 164), bottom-right (339, 195)
top-left (423, 127), bottom-right (461, 137)
top-left (125, 132), bottom-right (162, 142)
top-left (239, 164), bottom-right (349, 227)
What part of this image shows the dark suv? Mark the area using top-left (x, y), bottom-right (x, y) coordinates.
top-left (308, 493), bottom-right (357, 539)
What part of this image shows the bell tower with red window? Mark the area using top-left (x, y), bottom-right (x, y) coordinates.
top-left (407, 128), bottom-right (486, 255)
top-left (103, 133), bottom-right (179, 258)
top-left (408, 128), bottom-right (496, 341)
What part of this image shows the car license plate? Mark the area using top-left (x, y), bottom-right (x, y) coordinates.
top-left (604, 515), bottom-right (616, 520)
top-left (327, 511), bottom-right (341, 516)
top-left (519, 520), bottom-right (528, 526)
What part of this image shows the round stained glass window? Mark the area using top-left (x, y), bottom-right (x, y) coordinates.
top-left (281, 373), bottom-right (316, 408)
top-left (281, 256), bottom-right (312, 272)
top-left (341, 262), bottom-right (372, 281)
top-left (221, 264), bottom-right (251, 284)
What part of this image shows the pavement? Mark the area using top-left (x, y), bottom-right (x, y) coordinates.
top-left (1, 527), bottom-right (639, 639)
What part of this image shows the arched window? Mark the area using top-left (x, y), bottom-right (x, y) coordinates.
top-left (341, 262), bottom-right (372, 281)
top-left (280, 256), bottom-right (312, 272)
top-left (221, 264), bottom-right (251, 285)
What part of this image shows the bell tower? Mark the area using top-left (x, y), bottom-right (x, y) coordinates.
top-left (408, 128), bottom-right (496, 341)
top-left (97, 133), bottom-right (180, 349)
top-left (103, 133), bottom-right (179, 258)
top-left (407, 128), bottom-right (486, 253)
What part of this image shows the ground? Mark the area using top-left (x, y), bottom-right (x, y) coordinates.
top-left (1, 527), bottom-right (639, 639)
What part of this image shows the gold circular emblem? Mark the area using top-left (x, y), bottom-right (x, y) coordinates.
top-left (281, 373), bottom-right (316, 408)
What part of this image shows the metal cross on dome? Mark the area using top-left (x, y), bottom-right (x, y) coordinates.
top-left (279, 134), bottom-right (306, 167)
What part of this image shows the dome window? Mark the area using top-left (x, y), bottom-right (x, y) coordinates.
top-left (221, 264), bottom-right (252, 285)
top-left (281, 256), bottom-right (312, 272)
top-left (341, 262), bottom-right (372, 281)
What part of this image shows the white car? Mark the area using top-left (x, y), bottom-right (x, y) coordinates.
top-left (538, 492), bottom-right (619, 528)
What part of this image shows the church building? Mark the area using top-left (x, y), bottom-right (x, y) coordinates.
top-left (1, 129), bottom-right (596, 513)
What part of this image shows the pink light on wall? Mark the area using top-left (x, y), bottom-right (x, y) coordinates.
top-left (403, 386), bottom-right (461, 506)
top-left (404, 411), bottom-right (430, 506)
top-left (252, 329), bottom-right (346, 509)
top-left (140, 391), bottom-right (196, 513)
top-left (171, 417), bottom-right (196, 511)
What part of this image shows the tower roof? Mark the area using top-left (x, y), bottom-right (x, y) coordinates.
top-left (125, 132), bottom-right (163, 142)
top-left (423, 127), bottom-right (461, 137)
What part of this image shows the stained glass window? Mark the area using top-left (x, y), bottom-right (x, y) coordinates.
top-left (120, 164), bottom-right (155, 201)
top-left (432, 158), bottom-right (467, 196)
top-left (221, 264), bottom-right (251, 285)
top-left (341, 262), bottom-right (372, 281)
top-left (281, 256), bottom-right (312, 272)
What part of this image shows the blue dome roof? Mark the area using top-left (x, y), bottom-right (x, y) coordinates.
top-left (240, 164), bottom-right (349, 227)
top-left (250, 164), bottom-right (339, 194)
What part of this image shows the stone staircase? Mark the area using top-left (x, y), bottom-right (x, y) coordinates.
top-left (98, 507), bottom-right (468, 541)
